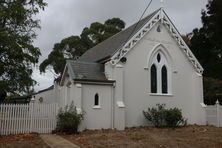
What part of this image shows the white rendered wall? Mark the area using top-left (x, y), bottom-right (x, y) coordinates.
top-left (81, 84), bottom-right (113, 130)
top-left (54, 82), bottom-right (60, 104)
top-left (106, 22), bottom-right (205, 127)
top-left (35, 89), bottom-right (56, 104)
top-left (57, 76), bottom-right (73, 108)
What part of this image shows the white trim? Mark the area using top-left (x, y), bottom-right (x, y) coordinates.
top-left (200, 103), bottom-right (207, 108)
top-left (149, 93), bottom-right (173, 97)
top-left (162, 11), bottom-right (203, 74)
top-left (145, 43), bottom-right (174, 69)
top-left (117, 101), bottom-right (125, 108)
top-left (144, 43), bottom-right (161, 69)
top-left (116, 64), bottom-right (123, 68)
top-left (110, 10), bottom-right (161, 65)
top-left (93, 105), bottom-right (101, 109)
top-left (76, 84), bottom-right (82, 88)
top-left (196, 72), bottom-right (203, 77)
top-left (110, 9), bottom-right (203, 74)
top-left (149, 45), bottom-right (172, 95)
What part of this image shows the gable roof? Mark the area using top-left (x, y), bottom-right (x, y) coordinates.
top-left (66, 60), bottom-right (113, 83)
top-left (76, 8), bottom-right (203, 76)
top-left (78, 9), bottom-right (160, 63)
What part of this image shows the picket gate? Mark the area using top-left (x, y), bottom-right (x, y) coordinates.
top-left (0, 103), bottom-right (58, 135)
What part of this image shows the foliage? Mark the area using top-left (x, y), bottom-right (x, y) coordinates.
top-left (164, 108), bottom-right (186, 127)
top-left (203, 77), bottom-right (222, 105)
top-left (56, 102), bottom-right (84, 134)
top-left (190, 0), bottom-right (222, 80)
top-left (143, 104), bottom-right (166, 127)
top-left (40, 18), bottom-right (125, 75)
top-left (0, 90), bottom-right (6, 103)
top-left (0, 0), bottom-right (47, 94)
top-left (143, 104), bottom-right (186, 127)
top-left (39, 36), bottom-right (83, 74)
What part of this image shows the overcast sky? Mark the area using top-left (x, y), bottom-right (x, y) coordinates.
top-left (33, 0), bottom-right (208, 91)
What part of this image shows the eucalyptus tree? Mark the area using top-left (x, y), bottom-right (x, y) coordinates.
top-left (40, 18), bottom-right (125, 75)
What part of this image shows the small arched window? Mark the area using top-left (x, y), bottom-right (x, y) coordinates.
top-left (151, 64), bottom-right (157, 93)
top-left (161, 65), bottom-right (168, 94)
top-left (94, 93), bottom-right (99, 106)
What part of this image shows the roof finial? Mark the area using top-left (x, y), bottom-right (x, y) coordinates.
top-left (160, 0), bottom-right (164, 9)
top-left (160, 0), bottom-right (164, 22)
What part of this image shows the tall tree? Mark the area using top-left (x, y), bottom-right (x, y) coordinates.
top-left (0, 90), bottom-right (6, 103)
top-left (40, 18), bottom-right (125, 75)
top-left (190, 0), bottom-right (222, 80)
top-left (0, 0), bottom-right (47, 94)
top-left (40, 36), bottom-right (84, 74)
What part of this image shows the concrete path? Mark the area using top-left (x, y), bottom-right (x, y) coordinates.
top-left (40, 134), bottom-right (80, 148)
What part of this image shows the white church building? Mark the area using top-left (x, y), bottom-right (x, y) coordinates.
top-left (36, 8), bottom-right (206, 130)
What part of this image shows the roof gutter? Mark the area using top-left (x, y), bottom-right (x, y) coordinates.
top-left (74, 79), bottom-right (115, 86)
top-left (96, 56), bottom-right (111, 64)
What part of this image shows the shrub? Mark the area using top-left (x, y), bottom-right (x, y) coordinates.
top-left (143, 104), bottom-right (186, 128)
top-left (165, 108), bottom-right (187, 127)
top-left (143, 104), bottom-right (166, 127)
top-left (56, 102), bottom-right (84, 134)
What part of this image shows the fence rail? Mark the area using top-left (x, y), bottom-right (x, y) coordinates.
top-left (0, 103), bottom-right (58, 135)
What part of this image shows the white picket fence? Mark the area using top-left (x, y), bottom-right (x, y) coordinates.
top-left (206, 100), bottom-right (222, 127)
top-left (0, 103), bottom-right (59, 135)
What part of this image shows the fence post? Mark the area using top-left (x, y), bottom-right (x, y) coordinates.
top-left (216, 100), bottom-right (220, 127)
top-left (30, 98), bottom-right (35, 133)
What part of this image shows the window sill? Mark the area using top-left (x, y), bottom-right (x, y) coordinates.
top-left (149, 93), bottom-right (173, 97)
top-left (93, 106), bottom-right (101, 109)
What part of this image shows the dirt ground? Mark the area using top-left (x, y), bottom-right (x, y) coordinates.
top-left (0, 134), bottom-right (49, 148)
top-left (62, 125), bottom-right (222, 148)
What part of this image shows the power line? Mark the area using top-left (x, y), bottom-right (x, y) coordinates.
top-left (124, 0), bottom-right (153, 44)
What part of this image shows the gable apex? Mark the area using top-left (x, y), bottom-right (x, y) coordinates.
top-left (110, 9), bottom-right (204, 74)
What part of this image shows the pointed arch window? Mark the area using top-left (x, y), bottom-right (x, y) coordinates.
top-left (161, 65), bottom-right (168, 94)
top-left (149, 49), bottom-right (171, 95)
top-left (151, 64), bottom-right (157, 93)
